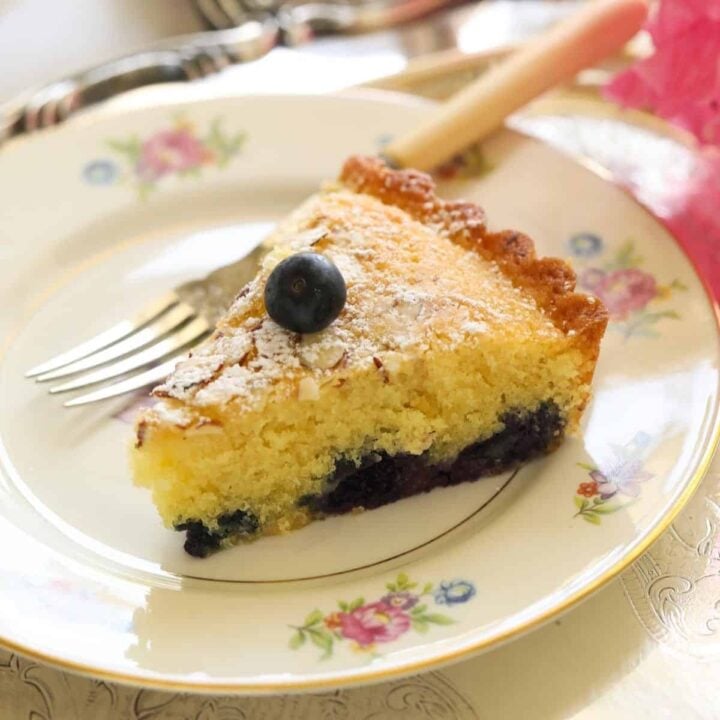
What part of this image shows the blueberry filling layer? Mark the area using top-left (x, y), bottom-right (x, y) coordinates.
top-left (302, 400), bottom-right (563, 515)
top-left (175, 509), bottom-right (259, 559)
top-left (176, 400), bottom-right (563, 557)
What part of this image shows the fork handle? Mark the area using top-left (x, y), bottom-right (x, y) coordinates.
top-left (383, 0), bottom-right (648, 171)
top-left (0, 17), bottom-right (280, 144)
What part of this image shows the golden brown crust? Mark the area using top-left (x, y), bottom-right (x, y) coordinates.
top-left (340, 155), bottom-right (608, 380)
top-left (134, 419), bottom-right (148, 449)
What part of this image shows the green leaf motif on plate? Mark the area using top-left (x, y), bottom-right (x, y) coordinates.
top-left (573, 431), bottom-right (653, 526)
top-left (304, 609), bottom-right (324, 627)
top-left (289, 573), bottom-right (475, 660)
top-left (89, 116), bottom-right (246, 198)
top-left (567, 235), bottom-right (687, 341)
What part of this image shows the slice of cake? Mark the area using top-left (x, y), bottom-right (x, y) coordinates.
top-left (132, 156), bottom-right (608, 557)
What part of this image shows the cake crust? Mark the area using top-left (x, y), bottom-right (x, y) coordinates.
top-left (340, 155), bottom-right (608, 378)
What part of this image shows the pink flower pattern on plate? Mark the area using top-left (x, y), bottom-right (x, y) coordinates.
top-left (92, 117), bottom-right (245, 198)
top-left (338, 601), bottom-right (411, 647)
top-left (290, 573), bottom-right (471, 659)
top-left (574, 432), bottom-right (654, 525)
top-left (584, 267), bottom-right (658, 321)
top-left (136, 129), bottom-right (213, 182)
top-left (568, 235), bottom-right (686, 339)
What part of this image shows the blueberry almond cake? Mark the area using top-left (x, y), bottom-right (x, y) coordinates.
top-left (132, 156), bottom-right (608, 557)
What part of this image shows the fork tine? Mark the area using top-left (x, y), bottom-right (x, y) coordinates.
top-left (48, 317), bottom-right (210, 394)
top-left (35, 303), bottom-right (196, 382)
top-left (25, 292), bottom-right (180, 378)
top-left (63, 354), bottom-right (187, 407)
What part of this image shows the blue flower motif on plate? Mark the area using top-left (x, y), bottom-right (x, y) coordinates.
top-left (83, 159), bottom-right (118, 185)
top-left (568, 232), bottom-right (603, 258)
top-left (434, 580), bottom-right (476, 606)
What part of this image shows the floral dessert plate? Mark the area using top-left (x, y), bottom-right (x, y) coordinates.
top-left (0, 92), bottom-right (718, 693)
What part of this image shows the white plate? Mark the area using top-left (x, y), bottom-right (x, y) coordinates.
top-left (0, 93), bottom-right (718, 693)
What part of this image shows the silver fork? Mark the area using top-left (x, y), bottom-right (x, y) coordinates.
top-left (1, 0), bottom-right (457, 144)
top-left (195, 0), bottom-right (280, 29)
top-left (26, 245), bottom-right (267, 407)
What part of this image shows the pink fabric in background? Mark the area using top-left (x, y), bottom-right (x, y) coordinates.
top-left (605, 0), bottom-right (720, 298)
top-left (605, 0), bottom-right (720, 144)
top-left (663, 148), bottom-right (720, 297)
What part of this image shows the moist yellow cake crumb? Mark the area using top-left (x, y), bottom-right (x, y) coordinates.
top-left (131, 156), bottom-right (607, 553)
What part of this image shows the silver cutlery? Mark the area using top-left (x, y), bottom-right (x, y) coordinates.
top-left (0, 0), bottom-right (456, 145)
top-left (0, 19), bottom-right (275, 145)
top-left (26, 246), bottom-right (268, 407)
top-left (194, 0), bottom-right (287, 29)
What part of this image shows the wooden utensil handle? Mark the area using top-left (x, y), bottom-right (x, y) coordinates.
top-left (384, 0), bottom-right (648, 171)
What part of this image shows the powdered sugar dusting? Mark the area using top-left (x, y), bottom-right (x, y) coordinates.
top-left (187, 321), bottom-right (301, 408)
top-left (327, 251), bottom-right (364, 286)
top-left (147, 170), bottom-right (562, 422)
top-left (152, 401), bottom-right (196, 427)
top-left (153, 355), bottom-right (223, 400)
top-left (254, 321), bottom-right (298, 362)
top-left (463, 320), bottom-right (489, 334)
top-left (194, 364), bottom-right (255, 407)
top-left (299, 330), bottom-right (347, 369)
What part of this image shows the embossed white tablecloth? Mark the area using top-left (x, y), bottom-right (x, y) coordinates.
top-left (2, 1), bottom-right (719, 718)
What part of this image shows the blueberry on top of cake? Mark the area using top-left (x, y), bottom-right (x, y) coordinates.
top-left (132, 156), bottom-right (608, 557)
